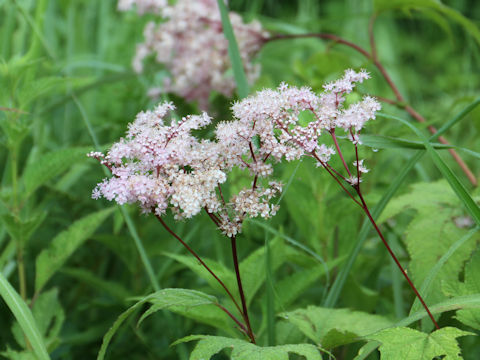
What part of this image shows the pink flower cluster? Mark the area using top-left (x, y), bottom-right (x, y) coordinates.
top-left (90, 70), bottom-right (380, 237)
top-left (119, 0), bottom-right (267, 109)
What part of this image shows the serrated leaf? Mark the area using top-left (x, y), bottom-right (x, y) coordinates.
top-left (377, 180), bottom-right (477, 306)
top-left (97, 289), bottom-right (219, 360)
top-left (455, 250), bottom-right (480, 330)
top-left (22, 147), bottom-right (93, 197)
top-left (35, 208), bottom-right (114, 292)
top-left (367, 326), bottom-right (473, 360)
top-left (173, 335), bottom-right (323, 360)
top-left (282, 306), bottom-right (392, 349)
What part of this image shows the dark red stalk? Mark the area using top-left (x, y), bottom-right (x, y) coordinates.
top-left (154, 215), bottom-right (246, 323)
top-left (230, 236), bottom-right (256, 343)
top-left (355, 191), bottom-right (440, 330)
top-left (319, 136), bottom-right (440, 329)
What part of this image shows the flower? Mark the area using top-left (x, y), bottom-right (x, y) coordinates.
top-left (123, 0), bottom-right (267, 109)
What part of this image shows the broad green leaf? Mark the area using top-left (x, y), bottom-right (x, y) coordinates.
top-left (386, 181), bottom-right (475, 306)
top-left (173, 335), bottom-right (323, 360)
top-left (282, 306), bottom-right (392, 349)
top-left (455, 249), bottom-right (480, 330)
top-left (22, 147), bottom-right (93, 197)
top-left (35, 208), bottom-right (114, 292)
top-left (0, 272), bottom-right (50, 360)
top-left (217, 0), bottom-right (249, 98)
top-left (97, 289), bottom-right (219, 360)
top-left (367, 326), bottom-right (473, 360)
top-left (12, 288), bottom-right (64, 351)
top-left (410, 227), bottom-right (479, 314)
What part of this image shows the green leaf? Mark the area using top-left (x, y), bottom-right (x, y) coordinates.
top-left (382, 180), bottom-right (476, 307)
top-left (455, 249), bottom-right (480, 330)
top-left (12, 288), bottom-right (64, 351)
top-left (173, 335), bottom-right (323, 360)
top-left (163, 252), bottom-right (236, 297)
top-left (240, 236), bottom-right (285, 306)
top-left (217, 0), bottom-right (249, 98)
top-left (97, 289), bottom-right (219, 360)
top-left (282, 306), bottom-right (392, 349)
top-left (35, 207), bottom-right (114, 292)
top-left (0, 272), bottom-right (50, 360)
top-left (22, 147), bottom-right (93, 197)
top-left (367, 326), bottom-right (473, 360)
top-left (0, 211), bottom-right (46, 245)
top-left (410, 226), bottom-right (479, 314)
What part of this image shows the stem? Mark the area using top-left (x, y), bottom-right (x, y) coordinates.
top-left (264, 33), bottom-right (478, 186)
top-left (330, 130), bottom-right (351, 177)
top-left (355, 191), bottom-right (440, 330)
top-left (17, 248), bottom-right (27, 300)
top-left (155, 215), bottom-right (246, 323)
top-left (230, 236), bottom-right (256, 343)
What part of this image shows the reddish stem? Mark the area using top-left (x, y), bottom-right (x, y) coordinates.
top-left (355, 191), bottom-right (440, 330)
top-left (231, 236), bottom-right (256, 343)
top-left (155, 215), bottom-right (245, 322)
top-left (330, 130), bottom-right (352, 177)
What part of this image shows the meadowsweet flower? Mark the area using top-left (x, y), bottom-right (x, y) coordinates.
top-left (126, 0), bottom-right (267, 108)
top-left (90, 102), bottom-right (224, 218)
top-left (90, 100), bottom-right (283, 237)
top-left (222, 69), bottom-right (380, 174)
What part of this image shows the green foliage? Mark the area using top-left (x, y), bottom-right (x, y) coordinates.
top-left (12, 288), bottom-right (64, 351)
top-left (22, 147), bottom-right (93, 197)
top-left (35, 207), bottom-right (115, 292)
top-left (0, 272), bottom-right (50, 360)
top-left (379, 181), bottom-right (478, 306)
top-left (1, 0), bottom-right (480, 359)
top-left (367, 327), bottom-right (473, 360)
top-left (173, 335), bottom-right (323, 360)
top-left (282, 306), bottom-right (392, 349)
top-left (452, 250), bottom-right (480, 330)
top-left (97, 289), bottom-right (221, 360)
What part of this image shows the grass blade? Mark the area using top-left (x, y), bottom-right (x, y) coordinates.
top-left (217, 0), bottom-right (249, 98)
top-left (0, 272), bottom-right (50, 360)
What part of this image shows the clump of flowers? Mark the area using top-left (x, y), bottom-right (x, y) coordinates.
top-left (88, 101), bottom-right (282, 238)
top-left (119, 0), bottom-right (267, 109)
top-left (90, 69), bottom-right (380, 237)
